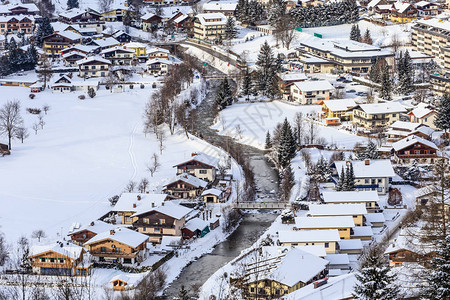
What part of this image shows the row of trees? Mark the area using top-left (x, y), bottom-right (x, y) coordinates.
top-left (349, 24), bottom-right (373, 45)
top-left (235, 0), bottom-right (266, 26)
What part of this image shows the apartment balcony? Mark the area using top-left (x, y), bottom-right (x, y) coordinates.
top-left (90, 250), bottom-right (137, 258)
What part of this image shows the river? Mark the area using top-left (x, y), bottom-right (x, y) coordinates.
top-left (163, 80), bottom-right (280, 298)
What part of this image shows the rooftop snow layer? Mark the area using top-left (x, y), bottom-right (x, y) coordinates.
top-left (308, 204), bottom-right (368, 216)
top-left (295, 216), bottom-right (355, 229)
top-left (334, 159), bottom-right (396, 178)
top-left (322, 191), bottom-right (379, 203)
top-left (278, 229), bottom-right (341, 243)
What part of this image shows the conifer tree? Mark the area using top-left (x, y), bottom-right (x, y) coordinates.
top-left (67, 0), bottom-right (79, 9)
top-left (255, 41), bottom-right (275, 95)
top-left (34, 17), bottom-right (54, 47)
top-left (224, 17), bottom-right (237, 40)
top-left (434, 93), bottom-right (450, 135)
top-left (362, 28), bottom-right (372, 44)
top-left (277, 118), bottom-right (296, 169)
top-left (336, 166), bottom-right (345, 191)
top-left (242, 67), bottom-right (252, 101)
top-left (353, 244), bottom-right (399, 300)
top-left (398, 50), bottom-right (414, 94)
top-left (422, 235), bottom-right (450, 300)
top-left (279, 164), bottom-right (295, 201)
top-left (265, 131), bottom-right (272, 149)
top-left (88, 87), bottom-right (96, 98)
top-left (215, 79), bottom-right (233, 109)
top-left (350, 24), bottom-right (361, 41)
top-left (178, 285), bottom-right (189, 300)
top-left (380, 64), bottom-right (392, 100)
top-left (346, 163), bottom-right (355, 191)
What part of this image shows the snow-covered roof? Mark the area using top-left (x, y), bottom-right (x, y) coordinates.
top-left (384, 228), bottom-right (435, 255)
top-left (0, 3), bottom-right (39, 14)
top-left (278, 72), bottom-right (308, 82)
top-left (184, 217), bottom-right (209, 232)
top-left (337, 239), bottom-right (363, 250)
top-left (415, 185), bottom-right (439, 198)
top-left (69, 220), bottom-right (115, 235)
top-left (52, 30), bottom-right (82, 41)
top-left (278, 229), bottom-right (341, 243)
top-left (84, 227), bottom-right (148, 248)
top-left (146, 58), bottom-right (173, 65)
top-left (325, 253), bottom-right (349, 265)
top-left (392, 135), bottom-right (438, 151)
top-left (201, 188), bottom-right (223, 197)
top-left (90, 37), bottom-right (119, 48)
top-left (356, 102), bottom-right (407, 114)
top-left (0, 14), bottom-right (35, 22)
top-left (76, 56), bottom-right (111, 65)
top-left (333, 159), bottom-right (396, 178)
top-left (30, 242), bottom-right (84, 260)
top-left (408, 103), bottom-right (436, 119)
top-left (295, 216), bottom-right (355, 229)
top-left (195, 13), bottom-right (227, 26)
top-left (113, 193), bottom-right (168, 213)
top-left (164, 173), bottom-right (208, 188)
top-left (409, 126), bottom-right (434, 137)
top-left (142, 201), bottom-right (192, 220)
top-left (203, 1), bottom-right (237, 11)
top-left (389, 120), bottom-right (423, 131)
top-left (308, 204), bottom-right (367, 216)
top-left (174, 152), bottom-right (220, 168)
top-left (322, 191), bottom-right (379, 203)
top-left (110, 274), bottom-right (129, 283)
top-left (173, 14), bottom-right (189, 23)
top-left (141, 12), bottom-right (161, 21)
top-left (323, 99), bottom-right (357, 112)
top-left (392, 1), bottom-right (414, 13)
top-left (62, 50), bottom-right (87, 59)
top-left (351, 226), bottom-right (373, 237)
top-left (148, 47), bottom-right (170, 55)
top-left (62, 44), bottom-right (97, 54)
top-left (415, 1), bottom-right (432, 8)
top-left (59, 8), bottom-right (102, 19)
top-left (415, 18), bottom-right (450, 33)
top-left (123, 42), bottom-right (147, 49)
top-left (101, 46), bottom-right (135, 54)
top-left (368, 0), bottom-right (383, 8)
top-left (293, 80), bottom-right (334, 92)
top-left (364, 213), bottom-right (385, 224)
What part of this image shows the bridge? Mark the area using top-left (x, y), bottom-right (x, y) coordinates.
top-left (233, 202), bottom-right (291, 210)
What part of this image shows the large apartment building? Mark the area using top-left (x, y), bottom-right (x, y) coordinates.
top-left (412, 19), bottom-right (450, 71)
top-left (193, 13), bottom-right (227, 41)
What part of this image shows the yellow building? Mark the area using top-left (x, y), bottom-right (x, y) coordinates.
top-left (123, 41), bottom-right (147, 58)
top-left (278, 229), bottom-right (341, 254)
top-left (390, 2), bottom-right (418, 23)
top-left (193, 13), bottom-right (227, 41)
top-left (352, 102), bottom-right (406, 128)
top-left (295, 216), bottom-right (355, 239)
top-left (321, 99), bottom-right (356, 120)
top-left (201, 188), bottom-right (223, 203)
top-left (308, 203), bottom-right (368, 227)
top-left (430, 72), bottom-right (450, 96)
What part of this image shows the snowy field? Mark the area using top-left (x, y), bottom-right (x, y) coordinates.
top-left (211, 100), bottom-right (367, 149)
top-left (0, 76), bottom-right (233, 245)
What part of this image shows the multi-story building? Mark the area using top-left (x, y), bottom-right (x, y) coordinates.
top-left (392, 135), bottom-right (439, 165)
top-left (308, 204), bottom-right (368, 227)
top-left (278, 229), bottom-right (341, 254)
top-left (42, 31), bottom-right (82, 57)
top-left (299, 39), bottom-right (394, 73)
top-left (77, 56), bottom-right (111, 78)
top-left (287, 80), bottom-right (334, 104)
top-left (202, 1), bottom-right (237, 16)
top-left (352, 102), bottom-right (406, 128)
top-left (295, 216), bottom-right (355, 239)
top-left (173, 153), bottom-right (218, 182)
top-left (322, 191), bottom-right (380, 211)
top-left (59, 9), bottom-right (105, 33)
top-left (390, 2), bottom-right (417, 23)
top-left (0, 3), bottom-right (40, 16)
top-left (412, 19), bottom-right (450, 71)
top-left (101, 46), bottom-right (135, 65)
top-left (193, 13), bottom-right (227, 41)
top-left (0, 15), bottom-right (34, 35)
top-left (407, 103), bottom-right (438, 130)
top-left (430, 72), bottom-right (450, 96)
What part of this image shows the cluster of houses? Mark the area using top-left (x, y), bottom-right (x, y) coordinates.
top-left (367, 0), bottom-right (444, 23)
top-left (27, 152), bottom-right (232, 286)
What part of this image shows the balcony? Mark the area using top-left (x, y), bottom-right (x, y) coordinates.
top-left (90, 250), bottom-right (137, 258)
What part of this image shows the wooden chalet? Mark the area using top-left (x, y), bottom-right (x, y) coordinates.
top-left (392, 135), bottom-right (439, 165)
top-left (0, 4), bottom-right (40, 16)
top-left (110, 275), bottom-right (130, 291)
top-left (142, 13), bottom-right (163, 32)
top-left (68, 220), bottom-right (115, 245)
top-left (62, 50), bottom-right (86, 67)
top-left (51, 75), bottom-right (73, 93)
top-left (174, 153), bottom-right (218, 182)
top-left (42, 31), bottom-right (82, 57)
top-left (163, 174), bottom-right (208, 199)
top-left (59, 9), bottom-right (104, 33)
top-left (132, 201), bottom-right (192, 243)
top-left (28, 242), bottom-right (91, 276)
top-left (182, 217), bottom-right (210, 239)
top-left (385, 230), bottom-right (435, 267)
top-left (0, 15), bottom-right (34, 35)
top-left (101, 46), bottom-right (135, 65)
top-left (77, 56), bottom-right (111, 78)
top-left (390, 2), bottom-right (418, 23)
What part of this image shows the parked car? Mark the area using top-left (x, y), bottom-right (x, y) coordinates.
top-left (343, 80), bottom-right (352, 83)
top-left (347, 89), bottom-right (356, 93)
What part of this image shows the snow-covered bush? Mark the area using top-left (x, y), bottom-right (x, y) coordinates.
top-left (29, 94), bottom-right (35, 99)
top-left (280, 209), bottom-right (295, 224)
top-left (78, 95), bottom-right (85, 100)
top-left (140, 84), bottom-right (145, 89)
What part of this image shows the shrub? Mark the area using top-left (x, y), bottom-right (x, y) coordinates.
top-left (140, 84), bottom-right (145, 89)
top-left (129, 84), bottom-right (134, 89)
top-left (88, 87), bottom-right (96, 98)
top-left (26, 108), bottom-right (41, 114)
top-left (78, 95), bottom-right (86, 100)
top-left (29, 94), bottom-right (35, 99)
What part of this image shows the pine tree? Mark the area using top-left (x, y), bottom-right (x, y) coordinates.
top-left (346, 163), bottom-right (355, 191)
top-left (265, 131), bottom-right (272, 149)
top-left (398, 50), bottom-right (414, 94)
top-left (280, 164), bottom-right (295, 201)
top-left (365, 141), bottom-right (379, 160)
top-left (422, 235), bottom-right (450, 300)
top-left (353, 244), bottom-right (399, 300)
top-left (224, 17), bottom-right (237, 40)
top-left (34, 17), bottom-right (54, 47)
top-left (255, 41), bottom-right (275, 94)
top-left (380, 64), bottom-right (392, 100)
top-left (67, 0), bottom-right (79, 9)
top-left (242, 67), bottom-right (252, 101)
top-left (362, 28), bottom-right (372, 44)
top-left (178, 285), bottom-right (189, 300)
top-left (215, 79), bottom-right (233, 109)
top-left (277, 118), bottom-right (296, 169)
top-left (88, 87), bottom-right (96, 98)
top-left (336, 166), bottom-right (345, 191)
top-left (434, 93), bottom-right (450, 135)
top-left (350, 24), bottom-right (361, 41)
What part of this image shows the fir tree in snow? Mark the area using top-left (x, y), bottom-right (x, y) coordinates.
top-left (67, 0), bottom-right (79, 9)
top-left (88, 87), bottom-right (96, 98)
top-left (404, 159), bottom-right (420, 181)
top-left (380, 64), bottom-right (392, 100)
top-left (362, 28), bottom-right (372, 44)
top-left (255, 41), bottom-right (278, 96)
top-left (353, 244), bottom-right (399, 300)
top-left (215, 79), bottom-right (233, 109)
top-left (241, 67), bottom-right (252, 101)
top-left (267, 0), bottom-right (285, 27)
top-left (336, 166), bottom-right (345, 191)
top-left (34, 17), bottom-right (54, 47)
top-left (235, 0), bottom-right (265, 25)
top-left (350, 24), bottom-right (361, 41)
top-left (397, 50), bottom-right (414, 94)
top-left (178, 285), bottom-right (189, 300)
top-left (224, 17), bottom-right (237, 40)
top-left (279, 165), bottom-right (295, 202)
top-left (315, 156), bottom-right (331, 182)
top-left (265, 131), bottom-right (272, 149)
top-left (356, 141), bottom-right (379, 160)
top-left (422, 235), bottom-right (450, 300)
top-left (277, 118), bottom-right (296, 169)
top-left (345, 163), bottom-right (355, 191)
top-left (433, 93), bottom-right (450, 135)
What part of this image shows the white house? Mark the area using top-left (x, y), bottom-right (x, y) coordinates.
top-left (308, 204), bottom-right (368, 226)
top-left (322, 191), bottom-right (380, 211)
top-left (288, 80), bottom-right (334, 104)
top-left (146, 58), bottom-right (172, 76)
top-left (278, 230), bottom-right (341, 254)
top-left (407, 103), bottom-right (438, 130)
top-left (77, 56), bottom-right (111, 78)
top-left (193, 13), bottom-right (227, 41)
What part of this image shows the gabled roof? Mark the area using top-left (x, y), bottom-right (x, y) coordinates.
top-left (389, 120), bottom-right (423, 131)
top-left (278, 72), bottom-right (308, 82)
top-left (88, 37), bottom-right (119, 48)
top-left (203, 1), bottom-right (237, 11)
top-left (133, 201), bottom-right (192, 220)
top-left (355, 102), bottom-right (406, 114)
top-left (392, 135), bottom-right (438, 151)
top-left (392, 1), bottom-right (416, 13)
top-left (308, 204), bottom-right (367, 216)
top-left (123, 42), bottom-right (147, 49)
top-left (279, 229), bottom-right (341, 243)
top-left (62, 50), bottom-right (87, 59)
top-left (101, 46), bottom-right (135, 54)
top-left (323, 99), bottom-right (356, 112)
top-left (195, 13), bottom-right (227, 26)
top-left (333, 159), bottom-right (396, 178)
top-left (201, 188), bottom-right (223, 197)
top-left (113, 193), bottom-right (167, 213)
top-left (29, 242), bottom-right (84, 260)
top-left (295, 216), bottom-right (355, 229)
top-left (69, 220), bottom-right (115, 236)
top-left (409, 126), bottom-right (434, 137)
top-left (408, 103), bottom-right (437, 119)
top-left (84, 227), bottom-right (148, 248)
top-left (173, 153), bottom-right (220, 168)
top-left (46, 31), bottom-right (82, 41)
top-left (141, 12), bottom-right (162, 21)
top-left (322, 191), bottom-right (379, 203)
top-left (337, 239), bottom-right (363, 250)
top-left (164, 173), bottom-right (208, 188)
top-left (146, 58), bottom-right (173, 65)
top-left (184, 217), bottom-right (209, 232)
top-left (148, 47), bottom-right (170, 54)
top-left (293, 80), bottom-right (334, 92)
top-left (76, 56), bottom-right (111, 65)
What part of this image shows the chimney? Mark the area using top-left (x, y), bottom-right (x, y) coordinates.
top-left (152, 202), bottom-right (155, 208)
top-left (191, 152), bottom-right (197, 157)
top-left (90, 221), bottom-right (94, 226)
top-left (133, 203), bottom-right (136, 208)
top-left (137, 195), bottom-right (141, 201)
top-left (365, 159), bottom-right (370, 165)
top-left (110, 230), bottom-right (115, 235)
top-left (162, 202), bottom-right (165, 206)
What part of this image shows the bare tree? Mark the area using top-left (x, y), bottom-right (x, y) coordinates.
top-left (0, 232), bottom-right (8, 266)
top-left (306, 120), bottom-right (318, 144)
top-left (155, 126), bottom-right (166, 154)
top-left (366, 86), bottom-right (375, 103)
top-left (37, 54), bottom-right (52, 90)
top-left (15, 127), bottom-right (29, 143)
top-left (147, 153), bottom-right (160, 177)
top-left (138, 178), bottom-right (149, 193)
top-left (31, 229), bottom-right (46, 242)
top-left (98, 0), bottom-right (113, 12)
top-left (38, 115), bottom-right (45, 129)
top-left (293, 112), bottom-right (303, 147)
top-left (274, 15), bottom-right (296, 50)
top-left (13, 236), bottom-right (32, 300)
top-left (125, 180), bottom-right (137, 192)
top-left (0, 100), bottom-right (23, 150)
top-left (175, 103), bottom-right (190, 139)
top-left (42, 104), bottom-right (50, 115)
top-left (133, 267), bottom-right (167, 300)
top-left (32, 123), bottom-right (39, 135)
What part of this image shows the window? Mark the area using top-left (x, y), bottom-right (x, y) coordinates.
top-left (59, 258), bottom-right (64, 263)
top-left (365, 179), bottom-right (369, 184)
top-left (100, 247), bottom-right (107, 253)
top-left (199, 170), bottom-right (207, 174)
top-left (155, 228), bottom-right (161, 232)
top-left (41, 258), bottom-right (46, 262)
top-left (325, 242), bottom-right (329, 248)
top-left (143, 218), bottom-right (149, 224)
top-left (160, 219), bottom-right (165, 224)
